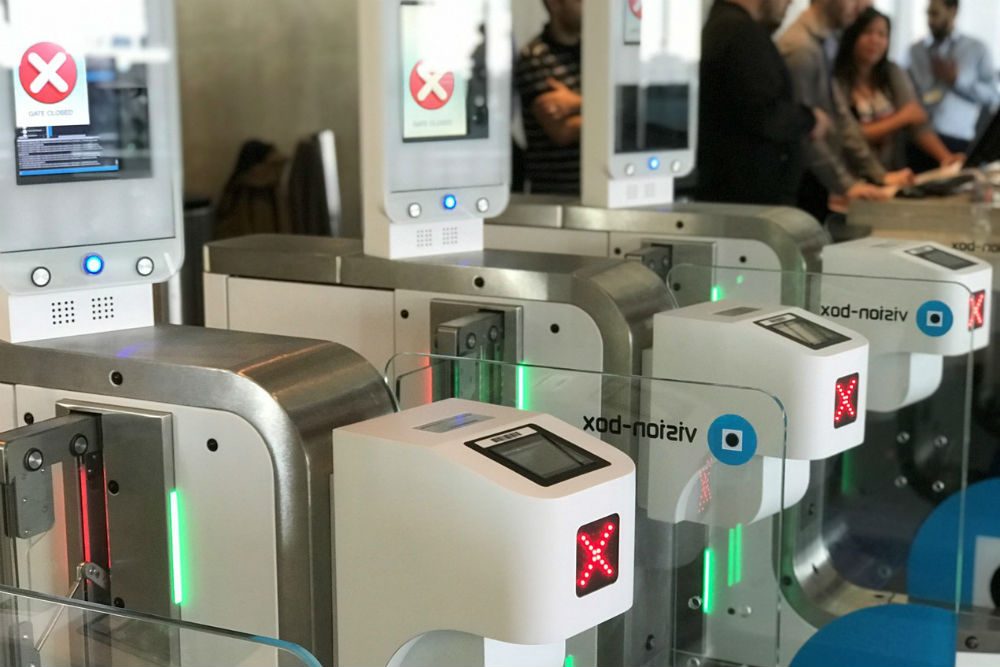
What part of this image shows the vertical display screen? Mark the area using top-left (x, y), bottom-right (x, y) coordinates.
top-left (400, 0), bottom-right (488, 142)
top-left (615, 84), bottom-right (690, 153)
top-left (624, 0), bottom-right (642, 45)
top-left (577, 514), bottom-right (620, 597)
top-left (13, 42), bottom-right (151, 185)
top-left (834, 373), bottom-right (860, 429)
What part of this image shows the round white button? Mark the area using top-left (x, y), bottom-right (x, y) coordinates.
top-left (136, 257), bottom-right (155, 277)
top-left (30, 267), bottom-right (51, 288)
top-left (625, 164), bottom-right (636, 177)
top-left (476, 198), bottom-right (490, 214)
top-left (408, 203), bottom-right (422, 219)
top-left (671, 160), bottom-right (683, 173)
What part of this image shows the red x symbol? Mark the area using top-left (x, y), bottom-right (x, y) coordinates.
top-left (19, 42), bottom-right (78, 105)
top-left (834, 373), bottom-right (860, 429)
top-left (969, 291), bottom-right (987, 331)
top-left (577, 514), bottom-right (620, 597)
top-left (409, 60), bottom-right (455, 111)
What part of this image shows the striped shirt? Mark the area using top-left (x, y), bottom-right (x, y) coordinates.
top-left (515, 25), bottom-right (582, 196)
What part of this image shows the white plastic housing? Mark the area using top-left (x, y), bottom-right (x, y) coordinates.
top-left (821, 239), bottom-right (992, 354)
top-left (654, 302), bottom-right (869, 459)
top-left (581, 0), bottom-right (701, 209)
top-left (649, 303), bottom-right (868, 525)
top-left (359, 0), bottom-right (512, 259)
top-left (333, 399), bottom-right (635, 667)
top-left (821, 238), bottom-right (992, 411)
top-left (0, 284), bottom-right (153, 343)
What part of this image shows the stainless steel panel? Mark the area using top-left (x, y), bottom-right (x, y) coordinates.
top-left (204, 235), bottom-right (362, 285)
top-left (54, 402), bottom-right (175, 620)
top-left (0, 326), bottom-right (396, 667)
top-left (488, 194), bottom-right (576, 228)
top-left (493, 197), bottom-right (830, 275)
top-left (848, 199), bottom-right (988, 232)
top-left (205, 235), bottom-right (672, 378)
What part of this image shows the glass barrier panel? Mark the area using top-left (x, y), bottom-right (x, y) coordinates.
top-left (386, 353), bottom-right (791, 667)
top-left (664, 264), bottom-right (978, 665)
top-left (0, 585), bottom-right (321, 667)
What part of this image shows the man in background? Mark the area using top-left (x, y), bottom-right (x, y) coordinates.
top-left (779, 0), bottom-right (912, 220)
top-left (698, 0), bottom-right (828, 206)
top-left (514, 0), bottom-right (583, 196)
top-left (909, 0), bottom-right (999, 154)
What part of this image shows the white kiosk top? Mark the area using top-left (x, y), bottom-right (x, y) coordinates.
top-left (581, 0), bottom-right (701, 209)
top-left (333, 398), bottom-right (636, 666)
top-left (0, 0), bottom-right (183, 342)
top-left (359, 0), bottom-right (512, 259)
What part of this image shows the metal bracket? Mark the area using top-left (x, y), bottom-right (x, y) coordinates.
top-left (430, 301), bottom-right (522, 404)
top-left (625, 245), bottom-right (673, 284)
top-left (76, 562), bottom-right (109, 595)
top-left (0, 415), bottom-right (100, 539)
top-left (629, 240), bottom-right (716, 306)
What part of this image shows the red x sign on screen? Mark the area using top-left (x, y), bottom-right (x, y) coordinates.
top-left (834, 373), bottom-right (860, 429)
top-left (409, 60), bottom-right (455, 110)
top-left (19, 42), bottom-right (78, 105)
top-left (577, 514), bottom-right (620, 597)
top-left (969, 290), bottom-right (987, 331)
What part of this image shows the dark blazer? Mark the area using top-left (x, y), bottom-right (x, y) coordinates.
top-left (697, 1), bottom-right (814, 206)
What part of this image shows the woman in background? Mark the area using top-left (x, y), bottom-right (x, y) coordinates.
top-left (834, 7), bottom-right (964, 172)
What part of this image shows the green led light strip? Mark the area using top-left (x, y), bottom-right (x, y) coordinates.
top-left (727, 528), bottom-right (736, 588)
top-left (734, 524), bottom-right (743, 586)
top-left (702, 548), bottom-right (715, 615)
top-left (564, 655), bottom-right (575, 667)
top-left (169, 489), bottom-right (184, 606)
top-left (516, 364), bottom-right (527, 410)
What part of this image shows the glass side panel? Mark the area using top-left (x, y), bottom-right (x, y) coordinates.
top-left (0, 585), bottom-right (321, 667)
top-left (386, 353), bottom-right (790, 666)
top-left (664, 264), bottom-right (977, 665)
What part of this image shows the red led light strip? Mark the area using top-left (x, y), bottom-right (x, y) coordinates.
top-left (969, 291), bottom-right (986, 330)
top-left (79, 465), bottom-right (92, 562)
top-left (835, 376), bottom-right (858, 425)
top-left (578, 522), bottom-right (616, 589)
top-left (698, 459), bottom-right (714, 514)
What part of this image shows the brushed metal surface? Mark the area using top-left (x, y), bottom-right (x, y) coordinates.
top-left (849, 199), bottom-right (988, 231)
top-left (204, 235), bottom-right (361, 285)
top-left (491, 197), bottom-right (830, 275)
top-left (0, 325), bottom-right (395, 667)
top-left (206, 235), bottom-right (672, 378)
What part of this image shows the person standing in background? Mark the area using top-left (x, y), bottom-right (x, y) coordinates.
top-left (779, 0), bottom-right (913, 221)
top-left (908, 0), bottom-right (1000, 155)
top-left (698, 0), bottom-right (829, 206)
top-left (834, 8), bottom-right (963, 171)
top-left (514, 0), bottom-right (583, 196)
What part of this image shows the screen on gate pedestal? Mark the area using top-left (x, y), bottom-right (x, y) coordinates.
top-left (13, 41), bottom-right (152, 186)
top-left (399, 0), bottom-right (488, 143)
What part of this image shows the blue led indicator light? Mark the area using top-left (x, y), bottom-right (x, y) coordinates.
top-left (83, 254), bottom-right (105, 276)
top-left (648, 157), bottom-right (661, 171)
top-left (442, 194), bottom-right (458, 210)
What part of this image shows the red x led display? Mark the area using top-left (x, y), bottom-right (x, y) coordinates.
top-left (577, 514), bottom-right (620, 597)
top-left (834, 373), bottom-right (860, 429)
top-left (969, 290), bottom-right (987, 331)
